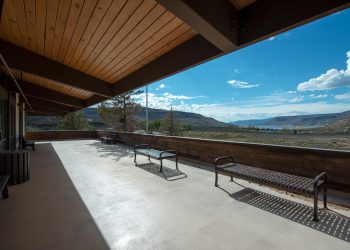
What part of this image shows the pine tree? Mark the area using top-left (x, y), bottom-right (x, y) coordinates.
top-left (160, 107), bottom-right (182, 136)
top-left (58, 112), bottom-right (91, 130)
top-left (97, 90), bottom-right (143, 132)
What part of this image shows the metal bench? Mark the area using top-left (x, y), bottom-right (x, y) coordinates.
top-left (134, 144), bottom-right (178, 173)
top-left (0, 175), bottom-right (10, 199)
top-left (100, 132), bottom-right (121, 144)
top-left (215, 156), bottom-right (327, 222)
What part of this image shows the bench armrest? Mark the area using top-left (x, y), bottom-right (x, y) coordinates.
top-left (313, 172), bottom-right (327, 189)
top-left (215, 156), bottom-right (234, 167)
top-left (134, 144), bottom-right (150, 151)
top-left (160, 150), bottom-right (177, 157)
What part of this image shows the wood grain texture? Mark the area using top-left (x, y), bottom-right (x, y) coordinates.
top-left (11, 69), bottom-right (94, 99)
top-left (51, 0), bottom-right (72, 59)
top-left (0, 0), bottom-right (197, 88)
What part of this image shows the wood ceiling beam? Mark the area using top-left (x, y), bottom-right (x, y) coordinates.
top-left (0, 39), bottom-right (113, 97)
top-left (113, 35), bottom-right (221, 96)
top-left (27, 107), bottom-right (67, 116)
top-left (157, 0), bottom-right (238, 52)
top-left (84, 94), bottom-right (108, 107)
top-left (111, 0), bottom-right (350, 98)
top-left (19, 81), bottom-right (85, 108)
top-left (30, 105), bottom-right (69, 116)
top-left (25, 96), bottom-right (78, 113)
top-left (238, 0), bottom-right (350, 47)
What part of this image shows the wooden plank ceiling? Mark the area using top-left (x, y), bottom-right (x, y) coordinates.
top-left (0, 0), bottom-right (197, 100)
top-left (1, 0), bottom-right (349, 116)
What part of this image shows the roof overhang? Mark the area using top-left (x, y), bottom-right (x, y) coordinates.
top-left (0, 0), bottom-right (349, 116)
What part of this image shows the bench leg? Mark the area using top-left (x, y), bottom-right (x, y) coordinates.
top-left (175, 156), bottom-right (178, 170)
top-left (230, 176), bottom-right (233, 182)
top-left (160, 159), bottom-right (163, 173)
top-left (215, 171), bottom-right (218, 186)
top-left (2, 186), bottom-right (9, 199)
top-left (134, 153), bottom-right (137, 164)
top-left (323, 185), bottom-right (328, 209)
top-left (313, 188), bottom-right (319, 222)
top-left (148, 155), bottom-right (151, 163)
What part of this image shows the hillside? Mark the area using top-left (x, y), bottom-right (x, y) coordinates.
top-left (26, 107), bottom-right (228, 130)
top-left (134, 107), bottom-right (227, 128)
top-left (231, 110), bottom-right (350, 130)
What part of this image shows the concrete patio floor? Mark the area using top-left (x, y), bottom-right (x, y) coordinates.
top-left (0, 140), bottom-right (349, 250)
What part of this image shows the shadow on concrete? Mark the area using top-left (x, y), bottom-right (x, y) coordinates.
top-left (88, 141), bottom-right (133, 162)
top-left (0, 143), bottom-right (110, 250)
top-left (219, 185), bottom-right (350, 242)
top-left (135, 162), bottom-right (187, 181)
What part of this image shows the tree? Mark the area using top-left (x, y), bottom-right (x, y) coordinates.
top-left (148, 119), bottom-right (162, 132)
top-left (160, 107), bottom-right (183, 136)
top-left (97, 90), bottom-right (143, 132)
top-left (182, 124), bottom-right (193, 131)
top-left (58, 112), bottom-right (91, 130)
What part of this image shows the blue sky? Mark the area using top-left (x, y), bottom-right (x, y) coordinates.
top-left (135, 9), bottom-right (350, 122)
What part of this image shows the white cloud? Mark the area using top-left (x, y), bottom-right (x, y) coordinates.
top-left (134, 91), bottom-right (350, 122)
top-left (227, 80), bottom-right (260, 89)
top-left (162, 92), bottom-right (201, 100)
top-left (170, 102), bottom-right (350, 122)
top-left (233, 68), bottom-right (240, 74)
top-left (289, 96), bottom-right (304, 103)
top-left (297, 51), bottom-right (350, 91)
top-left (134, 92), bottom-right (205, 110)
top-left (156, 83), bottom-right (166, 90)
top-left (309, 94), bottom-right (328, 99)
top-left (268, 36), bottom-right (276, 41)
top-left (287, 90), bottom-right (297, 94)
top-left (335, 92), bottom-right (350, 100)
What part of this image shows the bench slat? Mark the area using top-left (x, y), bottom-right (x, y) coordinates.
top-left (135, 149), bottom-right (176, 159)
top-left (217, 163), bottom-right (321, 194)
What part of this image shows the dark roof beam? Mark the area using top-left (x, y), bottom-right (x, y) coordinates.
top-left (157, 0), bottom-right (238, 52)
top-left (19, 81), bottom-right (85, 108)
top-left (0, 39), bottom-right (113, 97)
top-left (27, 107), bottom-right (67, 116)
top-left (26, 96), bottom-right (78, 113)
top-left (238, 0), bottom-right (350, 46)
top-left (113, 35), bottom-right (221, 96)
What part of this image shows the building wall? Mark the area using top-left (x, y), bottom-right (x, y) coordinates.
top-left (15, 93), bottom-right (20, 148)
top-left (0, 83), bottom-right (7, 151)
top-left (0, 75), bottom-right (26, 151)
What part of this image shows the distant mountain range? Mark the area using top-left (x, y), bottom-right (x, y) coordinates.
top-left (230, 110), bottom-right (350, 130)
top-left (27, 107), bottom-right (228, 130)
top-left (83, 107), bottom-right (228, 128)
top-left (135, 107), bottom-right (228, 128)
top-left (27, 107), bottom-right (350, 132)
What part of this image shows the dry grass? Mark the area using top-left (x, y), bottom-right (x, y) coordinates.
top-left (183, 130), bottom-right (350, 151)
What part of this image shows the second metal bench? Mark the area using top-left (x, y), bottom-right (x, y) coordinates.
top-left (134, 144), bottom-right (178, 173)
top-left (215, 156), bottom-right (327, 222)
